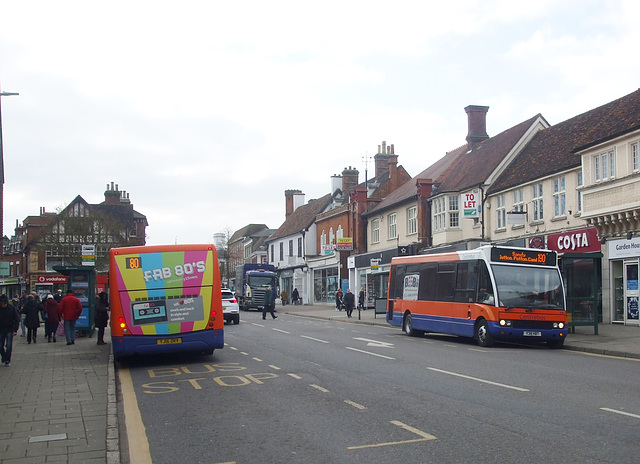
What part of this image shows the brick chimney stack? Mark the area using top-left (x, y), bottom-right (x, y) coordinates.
top-left (388, 154), bottom-right (398, 192)
top-left (464, 105), bottom-right (489, 151)
top-left (285, 189), bottom-right (303, 217)
top-left (341, 166), bottom-right (359, 193)
top-left (104, 182), bottom-right (120, 205)
top-left (374, 140), bottom-right (392, 178)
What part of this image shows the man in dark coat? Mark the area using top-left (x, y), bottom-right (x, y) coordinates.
top-left (262, 286), bottom-right (277, 320)
top-left (23, 293), bottom-right (41, 344)
top-left (0, 294), bottom-right (20, 366)
top-left (343, 289), bottom-right (356, 318)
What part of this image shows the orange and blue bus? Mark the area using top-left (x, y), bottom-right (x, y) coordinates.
top-left (386, 245), bottom-right (567, 348)
top-left (109, 244), bottom-right (224, 359)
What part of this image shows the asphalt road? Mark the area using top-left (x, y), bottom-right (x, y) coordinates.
top-left (119, 311), bottom-right (640, 464)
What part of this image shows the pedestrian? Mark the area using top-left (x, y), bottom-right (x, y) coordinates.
top-left (262, 285), bottom-right (277, 320)
top-left (280, 289), bottom-right (288, 306)
top-left (358, 288), bottom-right (365, 310)
top-left (54, 289), bottom-right (64, 303)
top-left (292, 288), bottom-right (300, 305)
top-left (343, 288), bottom-right (356, 318)
top-left (58, 288), bottom-right (82, 345)
top-left (43, 294), bottom-right (60, 342)
top-left (95, 292), bottom-right (109, 345)
top-left (0, 294), bottom-right (20, 367)
top-left (23, 293), bottom-right (41, 344)
top-left (336, 289), bottom-right (343, 311)
top-left (19, 290), bottom-right (28, 337)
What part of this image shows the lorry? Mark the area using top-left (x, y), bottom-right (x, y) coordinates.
top-left (235, 264), bottom-right (278, 311)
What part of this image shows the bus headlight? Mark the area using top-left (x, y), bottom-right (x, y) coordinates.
top-left (554, 322), bottom-right (565, 329)
top-left (499, 319), bottom-right (512, 327)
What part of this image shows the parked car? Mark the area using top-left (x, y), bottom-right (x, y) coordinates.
top-left (221, 288), bottom-right (240, 324)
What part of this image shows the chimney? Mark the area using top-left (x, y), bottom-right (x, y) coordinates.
top-left (331, 174), bottom-right (342, 194)
top-left (464, 105), bottom-right (489, 151)
top-left (341, 166), bottom-right (359, 193)
top-left (416, 178), bottom-right (434, 247)
top-left (388, 155), bottom-right (398, 192)
top-left (105, 182), bottom-right (121, 205)
top-left (285, 189), bottom-right (303, 217)
top-left (374, 140), bottom-right (391, 178)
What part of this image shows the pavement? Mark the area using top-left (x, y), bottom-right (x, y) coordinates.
top-left (1, 305), bottom-right (638, 463)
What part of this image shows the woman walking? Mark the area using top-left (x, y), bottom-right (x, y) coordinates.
top-left (43, 294), bottom-right (60, 342)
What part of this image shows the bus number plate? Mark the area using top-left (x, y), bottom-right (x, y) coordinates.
top-left (157, 338), bottom-right (182, 345)
top-left (523, 331), bottom-right (541, 337)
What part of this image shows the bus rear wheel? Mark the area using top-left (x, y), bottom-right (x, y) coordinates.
top-left (475, 319), bottom-right (494, 347)
top-left (403, 313), bottom-right (423, 337)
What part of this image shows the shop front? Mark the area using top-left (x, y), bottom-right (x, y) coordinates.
top-left (546, 227), bottom-right (602, 333)
top-left (608, 237), bottom-right (640, 326)
top-left (307, 253), bottom-right (340, 305)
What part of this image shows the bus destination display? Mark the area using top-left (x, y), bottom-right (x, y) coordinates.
top-left (490, 247), bottom-right (556, 266)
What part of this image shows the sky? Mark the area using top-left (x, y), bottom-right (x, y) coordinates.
top-left (1, 0), bottom-right (639, 246)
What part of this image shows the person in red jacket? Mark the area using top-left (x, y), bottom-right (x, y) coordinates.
top-left (58, 289), bottom-right (82, 345)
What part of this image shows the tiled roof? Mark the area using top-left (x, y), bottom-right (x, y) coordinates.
top-left (436, 114), bottom-right (543, 194)
top-left (489, 88), bottom-right (640, 194)
top-left (229, 224), bottom-right (269, 243)
top-left (365, 146), bottom-right (467, 215)
top-left (267, 193), bottom-right (333, 241)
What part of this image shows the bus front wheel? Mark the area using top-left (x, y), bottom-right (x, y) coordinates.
top-left (475, 319), bottom-right (494, 347)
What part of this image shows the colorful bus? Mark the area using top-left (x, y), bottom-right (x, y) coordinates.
top-left (386, 245), bottom-right (567, 348)
top-left (109, 244), bottom-right (224, 359)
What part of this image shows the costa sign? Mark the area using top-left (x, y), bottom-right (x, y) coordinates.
top-left (547, 228), bottom-right (600, 253)
top-left (37, 275), bottom-right (68, 284)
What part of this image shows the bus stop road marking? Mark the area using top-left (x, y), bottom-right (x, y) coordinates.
top-left (348, 420), bottom-right (436, 450)
top-left (345, 347), bottom-right (395, 360)
top-left (427, 367), bottom-right (529, 392)
top-left (600, 407), bottom-right (640, 419)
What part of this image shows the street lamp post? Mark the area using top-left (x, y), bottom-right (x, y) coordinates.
top-left (0, 88), bottom-right (20, 243)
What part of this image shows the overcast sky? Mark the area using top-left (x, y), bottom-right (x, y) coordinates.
top-left (1, 1), bottom-right (639, 246)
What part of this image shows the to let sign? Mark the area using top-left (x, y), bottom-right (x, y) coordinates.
top-left (462, 190), bottom-right (479, 218)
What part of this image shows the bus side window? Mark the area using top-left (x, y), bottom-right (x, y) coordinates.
top-left (435, 262), bottom-right (455, 302)
top-left (454, 261), bottom-right (478, 303)
top-left (418, 264), bottom-right (436, 301)
top-left (390, 265), bottom-right (406, 299)
top-left (476, 261), bottom-right (495, 305)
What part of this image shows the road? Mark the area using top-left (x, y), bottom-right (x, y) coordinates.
top-left (118, 311), bottom-right (640, 464)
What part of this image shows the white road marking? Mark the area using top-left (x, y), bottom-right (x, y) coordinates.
top-left (353, 337), bottom-right (395, 348)
top-left (345, 347), bottom-right (395, 360)
top-left (272, 328), bottom-right (290, 334)
top-left (252, 358), bottom-right (262, 362)
top-left (300, 335), bottom-right (330, 344)
top-left (310, 384), bottom-right (330, 393)
top-left (268, 365), bottom-right (281, 370)
top-left (344, 400), bottom-right (367, 410)
top-left (427, 367), bottom-right (529, 392)
top-left (288, 373), bottom-right (302, 379)
top-left (600, 407), bottom-right (640, 419)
